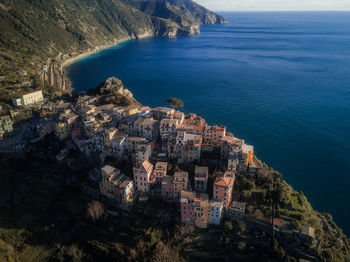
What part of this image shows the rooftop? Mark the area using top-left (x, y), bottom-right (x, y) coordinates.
top-left (195, 166), bottom-right (208, 178)
top-left (214, 174), bottom-right (234, 188)
top-left (174, 171), bottom-right (188, 179)
top-left (101, 165), bottom-right (118, 175)
top-left (230, 201), bottom-right (246, 211)
top-left (135, 160), bottom-right (153, 172)
top-left (155, 162), bottom-right (168, 171)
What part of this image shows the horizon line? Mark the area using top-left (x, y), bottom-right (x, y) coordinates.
top-left (214, 9), bottom-right (350, 12)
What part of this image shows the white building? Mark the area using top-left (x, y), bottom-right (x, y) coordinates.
top-left (22, 90), bottom-right (44, 105)
top-left (13, 90), bottom-right (44, 106)
top-left (12, 98), bottom-right (23, 106)
top-left (227, 154), bottom-right (239, 171)
top-left (210, 200), bottom-right (224, 225)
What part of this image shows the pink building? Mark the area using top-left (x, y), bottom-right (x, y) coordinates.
top-left (180, 191), bottom-right (195, 223)
top-left (204, 125), bottom-right (226, 145)
top-left (133, 160), bottom-right (153, 192)
top-left (213, 171), bottom-right (235, 208)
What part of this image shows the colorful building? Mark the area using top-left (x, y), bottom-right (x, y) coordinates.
top-left (100, 165), bottom-right (123, 198)
top-left (221, 136), bottom-right (244, 160)
top-left (0, 115), bottom-right (13, 134)
top-left (161, 176), bottom-right (173, 200)
top-left (204, 125), bottom-right (226, 145)
top-left (242, 143), bottom-right (254, 165)
top-left (210, 200), bottom-right (224, 225)
top-left (194, 193), bottom-right (210, 228)
top-left (180, 190), bottom-right (195, 223)
top-left (151, 107), bottom-right (175, 120)
top-left (194, 165), bottom-right (209, 193)
top-left (116, 179), bottom-right (134, 204)
top-left (10, 109), bottom-right (33, 123)
top-left (153, 162), bottom-right (168, 181)
top-left (176, 131), bottom-right (202, 163)
top-left (173, 171), bottom-right (189, 198)
top-left (213, 171), bottom-right (235, 208)
top-left (133, 117), bottom-right (159, 141)
top-left (133, 160), bottom-right (153, 192)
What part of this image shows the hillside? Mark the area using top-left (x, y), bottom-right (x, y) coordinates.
top-left (121, 0), bottom-right (226, 26)
top-left (0, 0), bottom-right (225, 105)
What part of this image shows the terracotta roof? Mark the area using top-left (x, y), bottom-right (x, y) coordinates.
top-left (273, 218), bottom-right (284, 228)
top-left (135, 160), bottom-right (153, 172)
top-left (192, 126), bottom-right (204, 130)
top-left (214, 176), bottom-right (233, 187)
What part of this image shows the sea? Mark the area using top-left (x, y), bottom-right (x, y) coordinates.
top-left (67, 12), bottom-right (350, 235)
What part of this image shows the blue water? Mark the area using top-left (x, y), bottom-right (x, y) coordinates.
top-left (67, 12), bottom-right (350, 234)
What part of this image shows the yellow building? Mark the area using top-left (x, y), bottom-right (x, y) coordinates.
top-left (173, 171), bottom-right (188, 198)
top-left (55, 122), bottom-right (68, 140)
top-left (124, 108), bottom-right (139, 116)
top-left (10, 109), bottom-right (33, 123)
top-left (194, 194), bottom-right (210, 229)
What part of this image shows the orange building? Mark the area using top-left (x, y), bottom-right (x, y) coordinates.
top-left (213, 171), bottom-right (235, 208)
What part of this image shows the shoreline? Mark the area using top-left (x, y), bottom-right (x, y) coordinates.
top-left (59, 32), bottom-right (155, 92)
top-left (60, 37), bottom-right (132, 71)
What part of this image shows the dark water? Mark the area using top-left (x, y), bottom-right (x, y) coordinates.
top-left (67, 12), bottom-right (350, 234)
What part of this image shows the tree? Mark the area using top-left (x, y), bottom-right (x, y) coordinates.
top-left (151, 241), bottom-right (178, 262)
top-left (223, 221), bottom-right (233, 232)
top-left (166, 97), bottom-right (184, 108)
top-left (240, 176), bottom-right (255, 190)
top-left (86, 200), bottom-right (106, 222)
top-left (239, 223), bottom-right (246, 235)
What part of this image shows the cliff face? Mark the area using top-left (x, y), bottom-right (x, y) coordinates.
top-left (121, 0), bottom-right (226, 27)
top-left (0, 0), bottom-right (224, 98)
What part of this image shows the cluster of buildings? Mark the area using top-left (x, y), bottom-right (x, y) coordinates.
top-left (0, 82), bottom-right (323, 246)
top-left (0, 90), bottom-right (43, 139)
top-left (12, 90), bottom-right (44, 107)
top-left (48, 89), bottom-right (259, 228)
top-left (1, 84), bottom-right (259, 228)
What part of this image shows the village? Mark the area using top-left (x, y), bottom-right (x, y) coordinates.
top-left (0, 78), bottom-right (328, 261)
top-left (1, 81), bottom-right (261, 227)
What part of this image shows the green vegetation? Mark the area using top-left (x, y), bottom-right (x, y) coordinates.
top-left (167, 97), bottom-right (184, 108)
top-left (122, 0), bottom-right (226, 26)
top-left (234, 166), bottom-right (350, 261)
top-left (0, 136), bottom-right (93, 262)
